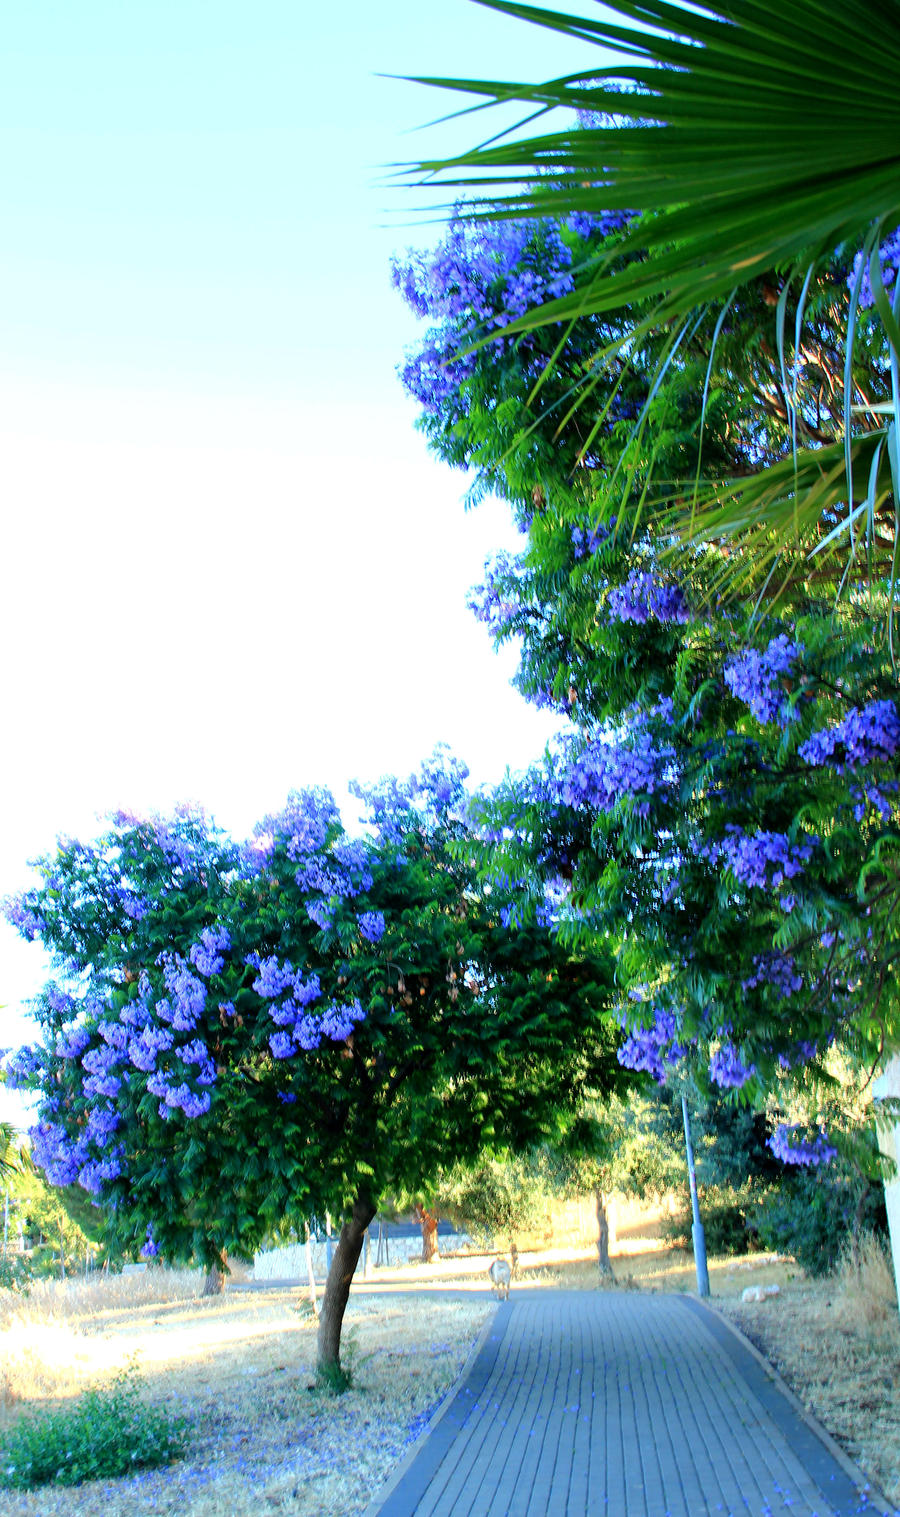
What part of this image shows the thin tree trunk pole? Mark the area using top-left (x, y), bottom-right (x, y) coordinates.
top-left (316, 1192), bottom-right (377, 1385)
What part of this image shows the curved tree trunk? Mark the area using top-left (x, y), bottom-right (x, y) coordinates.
top-left (596, 1190), bottom-right (614, 1279)
top-left (317, 1192), bottom-right (377, 1388)
top-left (414, 1203), bottom-right (440, 1263)
top-left (202, 1248), bottom-right (228, 1296)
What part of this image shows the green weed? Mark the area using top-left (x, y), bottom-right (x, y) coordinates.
top-left (0, 1363), bottom-right (188, 1490)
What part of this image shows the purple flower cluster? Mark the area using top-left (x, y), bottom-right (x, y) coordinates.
top-left (607, 571), bottom-right (690, 626)
top-left (768, 1123), bottom-right (837, 1167)
top-left (155, 956), bottom-right (207, 1030)
top-left (2, 893), bottom-right (46, 941)
top-left (570, 520), bottom-right (612, 560)
top-left (392, 215), bottom-right (577, 417)
top-left (55, 1024), bottom-right (92, 1060)
top-left (850, 227), bottom-right (900, 309)
top-left (467, 554), bottom-right (522, 633)
top-left (742, 952), bottom-right (803, 998)
top-left (711, 827), bottom-right (815, 890)
top-left (30, 1120), bottom-right (87, 1187)
top-left (77, 1150), bottom-right (125, 1196)
top-left (561, 726), bottom-right (674, 818)
top-left (724, 634), bottom-right (802, 725)
top-left (268, 997), bottom-right (366, 1058)
top-left (81, 1040), bottom-right (124, 1099)
top-left (617, 1007), bottom-right (689, 1083)
top-left (333, 836), bottom-right (375, 893)
top-left (175, 1037), bottom-right (217, 1085)
top-left (708, 1040), bottom-right (756, 1090)
top-left (358, 911), bottom-right (386, 943)
top-left (246, 787), bottom-right (340, 869)
top-left (799, 698), bottom-right (900, 770)
top-left (2, 1045), bottom-right (44, 1090)
top-left (140, 1224), bottom-right (160, 1260)
top-left (119, 891), bottom-right (149, 922)
top-left (147, 1070), bottom-right (213, 1119)
top-left (189, 925), bottom-right (231, 977)
top-left (85, 1103), bottom-right (120, 1146)
top-left (306, 899), bottom-right (334, 932)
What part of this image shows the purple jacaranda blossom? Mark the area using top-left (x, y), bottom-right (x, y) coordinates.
top-left (799, 698), bottom-right (900, 770)
top-left (189, 925), bottom-right (231, 977)
top-left (2, 894), bottom-right (46, 941)
top-left (607, 571), bottom-right (690, 625)
top-left (156, 956), bottom-right (207, 1030)
top-left (306, 899), bottom-right (333, 932)
top-left (29, 1121), bottom-right (89, 1187)
top-left (268, 1030), bottom-right (297, 1060)
top-left (709, 1040), bottom-right (756, 1090)
top-left (617, 1007), bottom-right (689, 1083)
top-left (742, 953), bottom-right (803, 997)
top-left (724, 634), bottom-right (803, 725)
top-left (86, 1104), bottom-right (121, 1147)
top-left (561, 725), bottom-right (675, 819)
top-left (768, 1123), bottom-right (837, 1167)
top-left (140, 1224), bottom-right (160, 1259)
top-left (159, 1082), bottom-right (212, 1118)
top-left (55, 1024), bottom-right (92, 1061)
top-left (850, 227), bottom-right (900, 310)
top-left (358, 912), bottom-right (386, 944)
top-left (78, 1150), bottom-right (124, 1195)
top-left (2, 1045), bottom-right (43, 1090)
top-left (128, 1024), bottom-right (174, 1072)
top-left (570, 518), bottom-right (613, 559)
top-left (708, 827), bottom-right (815, 890)
top-left (251, 956), bottom-right (298, 999)
top-left (467, 553), bottom-right (523, 633)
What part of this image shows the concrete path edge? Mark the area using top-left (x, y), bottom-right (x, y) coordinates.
top-left (362, 1300), bottom-right (502, 1517)
top-left (690, 1297), bottom-right (894, 1517)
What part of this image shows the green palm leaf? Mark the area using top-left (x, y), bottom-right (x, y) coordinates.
top-left (401, 0), bottom-right (900, 592)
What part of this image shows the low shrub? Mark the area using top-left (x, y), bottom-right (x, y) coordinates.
top-left (0, 1364), bottom-right (188, 1490)
top-left (664, 1184), bottom-right (765, 1256)
top-left (752, 1168), bottom-right (888, 1276)
top-left (0, 1256), bottom-right (34, 1293)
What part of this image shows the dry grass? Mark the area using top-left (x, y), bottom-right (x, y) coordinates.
top-left (0, 1271), bottom-right (490, 1517)
top-left (715, 1234), bottom-right (900, 1508)
top-left (1, 1241), bottom-right (897, 1513)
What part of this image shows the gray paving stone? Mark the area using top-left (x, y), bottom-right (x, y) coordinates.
top-left (372, 1289), bottom-right (890, 1517)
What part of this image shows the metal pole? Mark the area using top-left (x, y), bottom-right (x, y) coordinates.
top-left (681, 1094), bottom-right (710, 1297)
top-left (325, 1213), bottom-right (333, 1272)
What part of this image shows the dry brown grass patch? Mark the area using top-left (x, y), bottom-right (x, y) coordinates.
top-left (716, 1235), bottom-right (900, 1507)
top-left (0, 1276), bottom-right (491, 1517)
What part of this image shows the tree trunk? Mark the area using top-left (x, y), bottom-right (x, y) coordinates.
top-left (596, 1190), bottom-right (614, 1279)
top-left (202, 1248), bottom-right (227, 1296)
top-left (414, 1203), bottom-right (439, 1262)
top-left (316, 1192), bottom-right (377, 1388)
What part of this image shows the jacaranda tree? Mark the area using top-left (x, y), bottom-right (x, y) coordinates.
top-left (394, 210), bottom-right (900, 1182)
top-left (2, 750), bottom-right (625, 1383)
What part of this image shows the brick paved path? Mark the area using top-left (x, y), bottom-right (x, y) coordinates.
top-left (372, 1290), bottom-right (887, 1517)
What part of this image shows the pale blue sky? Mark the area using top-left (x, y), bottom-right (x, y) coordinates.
top-left (0, 1), bottom-right (602, 1119)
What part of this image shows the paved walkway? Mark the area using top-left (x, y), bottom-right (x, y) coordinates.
top-left (371, 1290), bottom-right (889, 1517)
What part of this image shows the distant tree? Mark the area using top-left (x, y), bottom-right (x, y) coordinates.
top-left (2, 751), bottom-right (625, 1385)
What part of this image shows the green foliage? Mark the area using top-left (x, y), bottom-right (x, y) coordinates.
top-left (437, 1152), bottom-right (557, 1248)
top-left (0, 1366), bottom-right (188, 1490)
top-left (403, 0), bottom-right (900, 580)
top-left (752, 1159), bottom-right (889, 1276)
top-left (0, 1254), bottom-right (34, 1292)
top-left (664, 1183), bottom-right (766, 1258)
